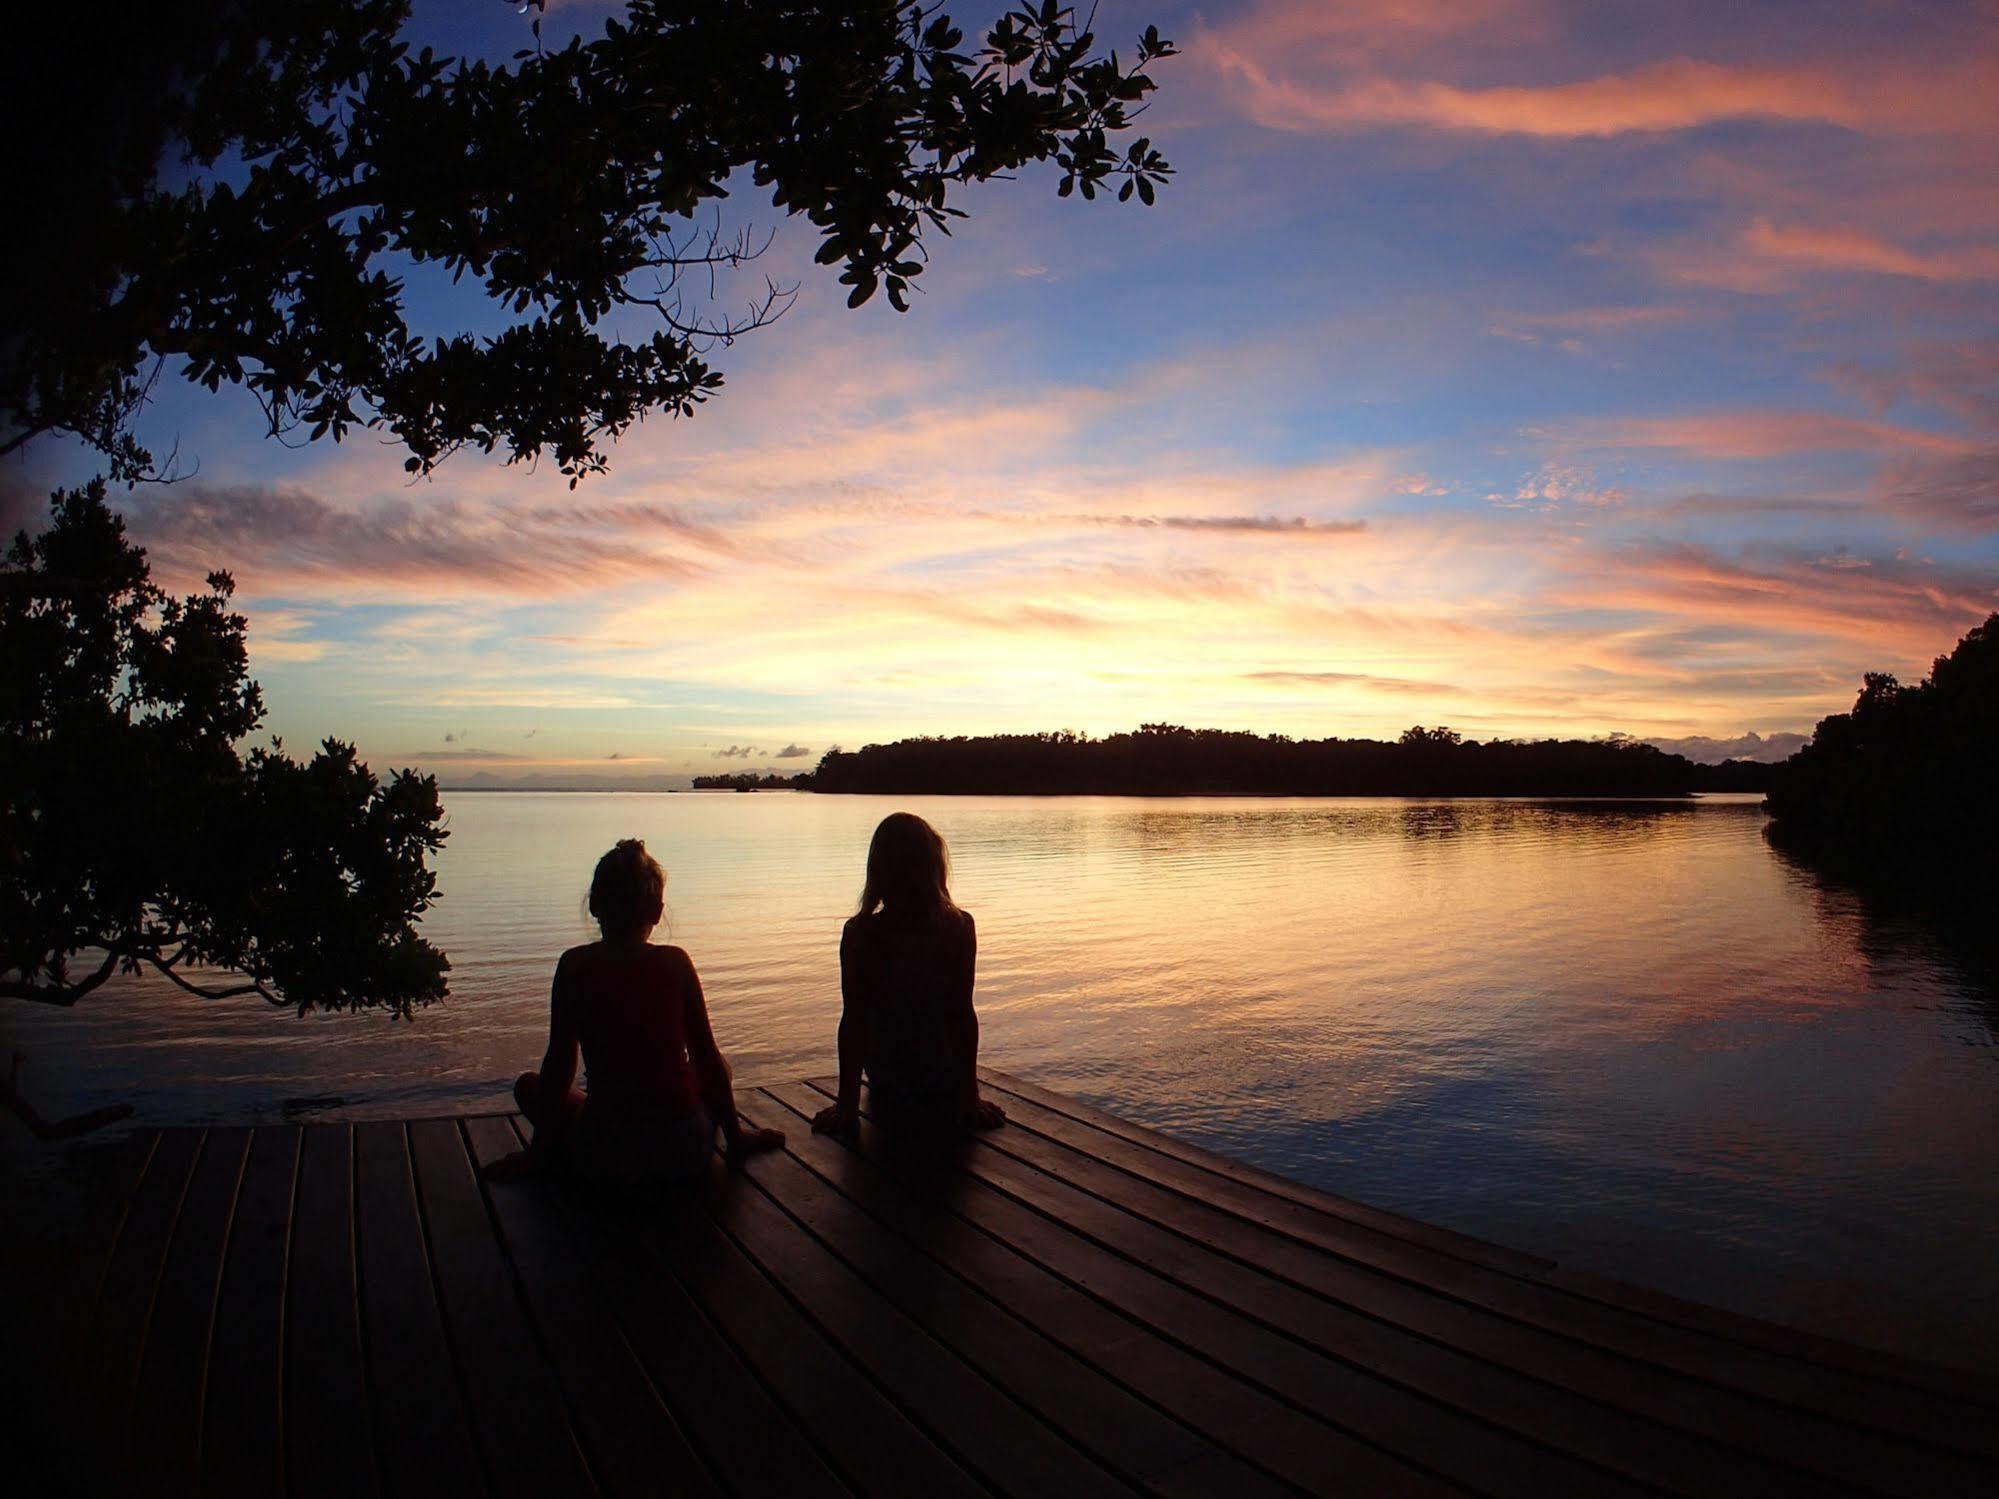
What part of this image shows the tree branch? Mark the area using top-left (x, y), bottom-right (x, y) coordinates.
top-left (150, 961), bottom-right (279, 1004)
top-left (0, 950), bottom-right (119, 1006)
top-left (2, 1051), bottom-right (135, 1140)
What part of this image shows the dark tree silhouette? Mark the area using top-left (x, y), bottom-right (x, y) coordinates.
top-left (804, 722), bottom-right (1767, 796)
top-left (1765, 613), bottom-right (1999, 872)
top-left (3, 0), bottom-right (1176, 483)
top-left (691, 772), bottom-right (809, 790)
top-left (1, 482), bottom-right (449, 1012)
top-left (0, 0), bottom-right (1177, 1021)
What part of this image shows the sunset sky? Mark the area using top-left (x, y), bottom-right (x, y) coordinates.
top-left (12, 0), bottom-right (1999, 782)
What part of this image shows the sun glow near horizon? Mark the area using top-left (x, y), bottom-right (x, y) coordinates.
top-left (10, 0), bottom-right (1996, 783)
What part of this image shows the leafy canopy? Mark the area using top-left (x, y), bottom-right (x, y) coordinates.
top-left (5, 0), bottom-right (1176, 484)
top-left (1, 482), bottom-right (450, 1013)
top-left (1765, 612), bottom-right (1999, 870)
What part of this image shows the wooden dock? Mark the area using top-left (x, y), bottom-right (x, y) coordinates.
top-left (39, 1069), bottom-right (1999, 1497)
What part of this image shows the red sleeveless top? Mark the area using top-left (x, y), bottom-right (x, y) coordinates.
top-left (555, 942), bottom-right (704, 1125)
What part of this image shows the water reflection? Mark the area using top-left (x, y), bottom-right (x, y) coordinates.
top-left (1769, 839), bottom-right (1999, 1044)
top-left (2, 791), bottom-right (1994, 1371)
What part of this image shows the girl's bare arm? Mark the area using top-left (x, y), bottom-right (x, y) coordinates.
top-left (680, 949), bottom-right (782, 1158)
top-left (537, 959), bottom-right (581, 1103)
top-left (815, 923), bottom-right (871, 1135)
top-left (954, 914), bottom-right (1004, 1129)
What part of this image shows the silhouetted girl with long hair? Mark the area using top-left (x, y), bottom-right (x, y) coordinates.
top-left (812, 813), bottom-right (1005, 1139)
top-left (485, 838), bottom-right (782, 1186)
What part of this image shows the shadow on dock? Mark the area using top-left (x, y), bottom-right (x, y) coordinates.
top-left (13, 1070), bottom-right (1998, 1497)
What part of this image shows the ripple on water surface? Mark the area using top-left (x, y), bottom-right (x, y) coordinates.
top-left (4, 791), bottom-right (1996, 1371)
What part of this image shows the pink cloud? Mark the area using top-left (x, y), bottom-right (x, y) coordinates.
top-left (1210, 51), bottom-right (1851, 137)
top-left (1555, 543), bottom-right (1998, 653)
top-left (1741, 220), bottom-right (1999, 283)
top-left (1200, 1), bottom-right (1998, 140)
top-left (1879, 447), bottom-right (1999, 531)
top-left (116, 484), bottom-right (721, 599)
top-left (1828, 339), bottom-right (1999, 429)
top-left (1560, 410), bottom-right (1975, 460)
top-left (1203, 30), bottom-right (1999, 141)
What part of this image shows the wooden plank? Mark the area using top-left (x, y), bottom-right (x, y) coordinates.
top-left (463, 1116), bottom-right (720, 1499)
top-left (407, 1118), bottom-right (595, 1499)
top-left (729, 1091), bottom-right (1290, 1499)
top-left (355, 1121), bottom-right (486, 1499)
top-left (1542, 1260), bottom-right (1999, 1406)
top-left (703, 1149), bottom-right (1138, 1498)
top-left (979, 1069), bottom-right (1555, 1275)
top-left (642, 1173), bottom-right (985, 1499)
top-left (981, 1106), bottom-right (1955, 1481)
top-left (984, 1069), bottom-right (1997, 1418)
top-left (286, 1123), bottom-right (376, 1499)
top-left (53, 1128), bottom-right (157, 1377)
top-left (127, 1126), bottom-right (251, 1498)
top-left (813, 1082), bottom-right (1646, 1499)
top-left (755, 1095), bottom-right (1479, 1499)
top-left (9, 1128), bottom-right (155, 1499)
top-left (82, 1125), bottom-right (202, 1467)
top-left (755, 1085), bottom-right (1395, 1498)
top-left (953, 1087), bottom-right (1967, 1498)
top-left (202, 1125), bottom-right (299, 1499)
top-left (978, 1072), bottom-right (1999, 1465)
top-left (754, 1084), bottom-right (1389, 1499)
top-left (498, 1116), bottom-right (851, 1499)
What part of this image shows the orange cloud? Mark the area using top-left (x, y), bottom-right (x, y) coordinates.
top-left (1202, 39), bottom-right (1999, 140)
top-left (1555, 544), bottom-right (1998, 653)
top-left (1201, 0), bottom-right (1998, 140)
top-left (1828, 339), bottom-right (1999, 431)
top-left (120, 484), bottom-right (721, 600)
top-left (1742, 221), bottom-right (1999, 283)
top-left (1559, 410), bottom-right (1975, 459)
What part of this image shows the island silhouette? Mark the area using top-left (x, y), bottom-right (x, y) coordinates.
top-left (696, 723), bottom-right (1776, 796)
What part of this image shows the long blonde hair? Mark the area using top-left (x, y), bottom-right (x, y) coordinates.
top-left (857, 813), bottom-right (957, 920)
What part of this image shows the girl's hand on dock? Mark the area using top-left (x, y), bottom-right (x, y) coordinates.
top-left (964, 1097), bottom-right (1007, 1132)
top-left (725, 1124), bottom-right (786, 1164)
top-left (811, 1101), bottom-right (859, 1140)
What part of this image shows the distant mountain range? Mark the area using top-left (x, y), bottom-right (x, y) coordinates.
top-left (440, 771), bottom-right (695, 793)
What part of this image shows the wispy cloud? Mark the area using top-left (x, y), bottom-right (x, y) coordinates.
top-left (1554, 542), bottom-right (1999, 652)
top-left (1046, 513), bottom-right (1368, 536)
top-left (1880, 446), bottom-right (1999, 531)
top-left (1245, 670), bottom-right (1464, 695)
top-left (1741, 221), bottom-right (1999, 284)
top-left (1209, 53), bottom-right (1886, 139)
top-left (1556, 410), bottom-right (1975, 460)
top-left (115, 484), bottom-right (718, 599)
top-left (1201, 2), bottom-right (1998, 140)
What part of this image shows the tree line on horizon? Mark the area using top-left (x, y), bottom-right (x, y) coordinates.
top-left (778, 723), bottom-right (1775, 797)
top-left (1765, 611), bottom-right (1999, 875)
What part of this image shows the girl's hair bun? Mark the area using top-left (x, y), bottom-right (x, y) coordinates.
top-left (590, 838), bottom-right (666, 936)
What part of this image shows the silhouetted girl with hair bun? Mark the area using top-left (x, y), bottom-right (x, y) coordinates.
top-left (812, 813), bottom-right (1005, 1140)
top-left (485, 838), bottom-right (782, 1187)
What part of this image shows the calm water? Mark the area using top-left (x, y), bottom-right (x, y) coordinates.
top-left (6, 791), bottom-right (1997, 1370)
